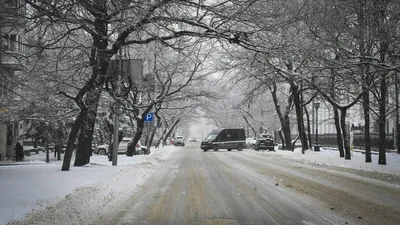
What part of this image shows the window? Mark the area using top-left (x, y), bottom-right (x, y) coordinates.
top-left (2, 34), bottom-right (10, 51)
top-left (229, 130), bottom-right (238, 141)
top-left (14, 85), bottom-right (21, 100)
top-left (5, 0), bottom-right (24, 10)
top-left (18, 35), bottom-right (24, 53)
top-left (2, 34), bottom-right (24, 53)
top-left (0, 80), bottom-right (5, 99)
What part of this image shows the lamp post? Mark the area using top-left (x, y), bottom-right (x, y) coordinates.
top-left (314, 101), bottom-right (321, 151)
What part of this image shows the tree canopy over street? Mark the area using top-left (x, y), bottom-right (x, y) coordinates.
top-left (2, 0), bottom-right (399, 169)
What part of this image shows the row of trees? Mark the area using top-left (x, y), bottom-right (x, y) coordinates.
top-left (14, 0), bottom-right (258, 170)
top-left (8, 0), bottom-right (399, 168)
top-left (212, 0), bottom-right (400, 165)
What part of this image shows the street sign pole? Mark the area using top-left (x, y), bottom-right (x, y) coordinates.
top-left (112, 48), bottom-right (122, 166)
top-left (144, 113), bottom-right (153, 149)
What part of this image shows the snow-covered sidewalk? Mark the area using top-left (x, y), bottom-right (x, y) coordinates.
top-left (245, 147), bottom-right (400, 175)
top-left (0, 145), bottom-right (177, 225)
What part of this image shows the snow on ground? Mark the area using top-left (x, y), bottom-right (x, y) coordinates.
top-left (0, 145), bottom-right (177, 225)
top-left (2, 143), bottom-right (399, 225)
top-left (246, 146), bottom-right (400, 175)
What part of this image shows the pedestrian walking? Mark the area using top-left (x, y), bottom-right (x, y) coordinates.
top-left (15, 142), bottom-right (24, 162)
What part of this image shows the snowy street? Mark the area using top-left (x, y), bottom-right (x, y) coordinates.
top-left (2, 143), bottom-right (399, 225)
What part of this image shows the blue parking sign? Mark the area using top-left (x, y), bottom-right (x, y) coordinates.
top-left (144, 113), bottom-right (153, 122)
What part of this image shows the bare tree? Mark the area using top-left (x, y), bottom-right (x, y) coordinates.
top-left (21, 0), bottom-right (262, 170)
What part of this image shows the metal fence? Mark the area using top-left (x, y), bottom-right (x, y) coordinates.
top-left (278, 133), bottom-right (395, 151)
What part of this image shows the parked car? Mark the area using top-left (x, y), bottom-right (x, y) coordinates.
top-left (95, 143), bottom-right (109, 155)
top-left (189, 137), bottom-right (197, 142)
top-left (129, 140), bottom-right (148, 155)
top-left (174, 136), bottom-right (185, 146)
top-left (246, 137), bottom-right (257, 148)
top-left (118, 138), bottom-right (131, 154)
top-left (255, 134), bottom-right (275, 151)
top-left (95, 138), bottom-right (143, 155)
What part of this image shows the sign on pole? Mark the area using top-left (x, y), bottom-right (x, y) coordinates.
top-left (144, 113), bottom-right (153, 122)
top-left (107, 59), bottom-right (143, 84)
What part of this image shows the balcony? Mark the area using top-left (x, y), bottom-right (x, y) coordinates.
top-left (0, 0), bottom-right (26, 27)
top-left (1, 51), bottom-right (25, 71)
top-left (1, 34), bottom-right (26, 71)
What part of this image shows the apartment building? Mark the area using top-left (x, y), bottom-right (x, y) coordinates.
top-left (0, 0), bottom-right (26, 159)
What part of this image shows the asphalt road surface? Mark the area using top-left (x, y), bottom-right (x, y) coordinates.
top-left (92, 143), bottom-right (400, 225)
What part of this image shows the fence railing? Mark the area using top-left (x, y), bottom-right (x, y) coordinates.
top-left (277, 133), bottom-right (395, 151)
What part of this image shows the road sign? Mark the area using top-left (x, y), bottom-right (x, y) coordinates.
top-left (144, 113), bottom-right (153, 122)
top-left (107, 59), bottom-right (143, 84)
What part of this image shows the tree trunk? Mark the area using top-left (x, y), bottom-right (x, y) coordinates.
top-left (340, 108), bottom-right (351, 160)
top-left (291, 135), bottom-right (299, 151)
top-left (329, 73), bottom-right (345, 157)
top-left (358, 1), bottom-right (372, 162)
top-left (156, 124), bottom-right (169, 148)
top-left (282, 113), bottom-right (292, 150)
top-left (270, 82), bottom-right (292, 150)
top-left (362, 86), bottom-right (372, 162)
top-left (397, 121), bottom-right (400, 154)
top-left (292, 85), bottom-right (308, 150)
top-left (242, 115), bottom-right (257, 137)
top-left (62, 109), bottom-right (87, 171)
top-left (162, 118), bottom-right (181, 144)
top-left (107, 135), bottom-right (113, 161)
top-left (154, 113), bottom-right (164, 148)
top-left (396, 72), bottom-right (400, 154)
top-left (57, 146), bottom-right (61, 160)
top-left (74, 88), bottom-right (102, 166)
top-left (127, 118), bottom-right (145, 156)
top-left (278, 130), bottom-right (285, 149)
top-left (378, 72), bottom-right (387, 165)
top-left (333, 107), bottom-right (344, 157)
top-left (304, 105), bottom-right (312, 151)
top-left (300, 80), bottom-right (306, 154)
top-left (376, 0), bottom-right (388, 165)
top-left (127, 107), bottom-right (152, 156)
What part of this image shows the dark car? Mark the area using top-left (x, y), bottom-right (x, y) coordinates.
top-left (201, 128), bottom-right (246, 152)
top-left (255, 134), bottom-right (275, 151)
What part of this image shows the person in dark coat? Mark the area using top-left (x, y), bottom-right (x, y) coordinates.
top-left (15, 142), bottom-right (24, 162)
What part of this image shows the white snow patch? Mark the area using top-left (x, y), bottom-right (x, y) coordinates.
top-left (0, 145), bottom-right (178, 225)
top-left (246, 147), bottom-right (400, 175)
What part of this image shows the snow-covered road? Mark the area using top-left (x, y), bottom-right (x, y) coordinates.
top-left (87, 144), bottom-right (399, 225)
top-left (2, 144), bottom-right (400, 225)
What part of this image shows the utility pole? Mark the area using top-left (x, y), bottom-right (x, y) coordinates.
top-left (112, 47), bottom-right (122, 166)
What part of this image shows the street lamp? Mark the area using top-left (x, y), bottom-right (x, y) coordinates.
top-left (314, 101), bottom-right (321, 151)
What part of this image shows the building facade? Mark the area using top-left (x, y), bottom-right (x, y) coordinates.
top-left (0, 0), bottom-right (26, 159)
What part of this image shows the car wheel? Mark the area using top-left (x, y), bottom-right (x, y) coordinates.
top-left (203, 149), bottom-right (208, 152)
top-left (237, 144), bottom-right (243, 151)
top-left (213, 145), bottom-right (219, 151)
top-left (227, 149), bottom-right (232, 151)
top-left (98, 149), bottom-right (107, 155)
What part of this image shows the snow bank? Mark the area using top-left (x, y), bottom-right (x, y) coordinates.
top-left (1, 145), bottom-right (177, 225)
top-left (246, 147), bottom-right (400, 175)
